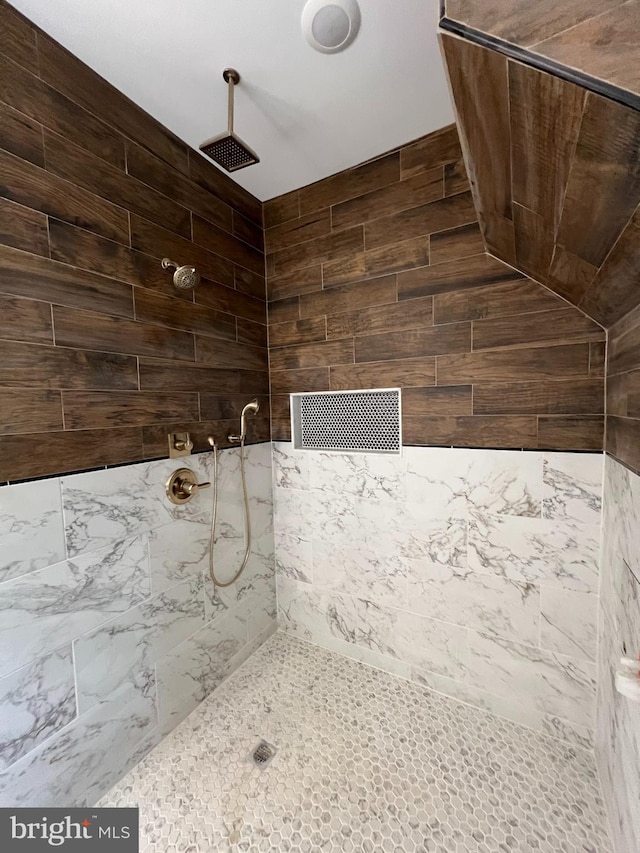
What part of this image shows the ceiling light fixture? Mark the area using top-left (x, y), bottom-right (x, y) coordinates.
top-left (302, 0), bottom-right (361, 54)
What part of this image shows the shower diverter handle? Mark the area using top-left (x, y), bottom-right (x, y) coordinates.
top-left (165, 468), bottom-right (211, 505)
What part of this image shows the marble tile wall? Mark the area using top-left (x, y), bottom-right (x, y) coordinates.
top-left (597, 455), bottom-right (640, 853)
top-left (273, 442), bottom-right (603, 748)
top-left (0, 443), bottom-right (276, 806)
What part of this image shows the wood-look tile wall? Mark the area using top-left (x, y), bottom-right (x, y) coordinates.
top-left (0, 0), bottom-right (268, 482)
top-left (264, 127), bottom-right (605, 450)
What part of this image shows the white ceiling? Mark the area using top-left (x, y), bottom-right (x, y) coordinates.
top-left (9, 0), bottom-right (454, 201)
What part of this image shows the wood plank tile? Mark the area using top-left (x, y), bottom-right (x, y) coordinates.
top-left (400, 125), bottom-right (462, 179)
top-left (44, 130), bottom-right (191, 239)
top-left (440, 36), bottom-right (516, 263)
top-left (62, 390), bottom-right (199, 430)
top-left (299, 153), bottom-right (400, 214)
top-left (365, 235), bottom-right (431, 278)
top-left (271, 419), bottom-right (292, 441)
top-left (322, 254), bottom-right (366, 288)
top-left (272, 226), bottom-right (364, 276)
top-left (429, 222), bottom-right (484, 265)
top-left (398, 254), bottom-right (523, 300)
top-left (546, 245), bottom-right (598, 305)
top-left (589, 341), bottom-right (606, 377)
top-left (437, 344), bottom-right (591, 385)
top-left (434, 279), bottom-right (564, 324)
top-left (0, 389), bottom-right (62, 435)
top-left (268, 297), bottom-right (300, 325)
top-left (402, 415), bottom-right (538, 448)
top-left (232, 211), bottom-right (264, 253)
top-left (270, 368), bottom-right (329, 395)
top-left (472, 307), bottom-right (604, 351)
top-left (0, 340), bottom-right (138, 390)
top-left (0, 197), bottom-right (48, 256)
top-left (0, 245), bottom-right (134, 318)
top-left (140, 418), bottom-right (234, 457)
top-left (126, 141), bottom-right (233, 232)
top-left (239, 369), bottom-right (271, 395)
top-left (402, 386), bottom-right (472, 416)
top-left (1, 149), bottom-right (129, 244)
top-left (234, 267), bottom-right (266, 301)
top-left (38, 34), bottom-right (188, 175)
top-left (608, 321), bottom-right (640, 376)
top-left (356, 323), bottom-right (470, 364)
top-left (269, 340), bottom-right (354, 372)
top-left (0, 0), bottom-right (37, 71)
top-left (130, 215), bottom-right (235, 289)
top-left (509, 62), bottom-right (585, 231)
top-left (195, 336), bottom-right (267, 372)
top-left (199, 394), bottom-right (269, 421)
top-left (0, 101), bottom-right (44, 167)
top-left (0, 427), bottom-right (143, 480)
top-left (512, 203), bottom-right (555, 283)
top-left (537, 416), bottom-right (604, 451)
top-left (557, 91), bottom-right (640, 268)
top-left (299, 275), bottom-right (396, 319)
top-left (444, 160), bottom-right (470, 196)
top-left (263, 191), bottom-right (300, 228)
top-left (330, 358), bottom-right (436, 391)
top-left (194, 279), bottom-right (265, 325)
top-left (271, 394), bottom-right (291, 422)
top-left (0, 295), bottom-right (53, 344)
top-left (267, 265), bottom-right (322, 302)
top-left (236, 318), bottom-right (267, 348)
top-left (53, 306), bottom-right (195, 361)
top-left (192, 214), bottom-right (264, 275)
top-left (608, 372), bottom-right (640, 419)
top-left (265, 209), bottom-right (331, 253)
top-left (138, 360), bottom-right (240, 394)
top-left (0, 53), bottom-right (126, 169)
top-left (269, 318), bottom-right (326, 348)
top-left (327, 297), bottom-right (433, 340)
top-left (187, 150), bottom-right (262, 226)
top-left (364, 191), bottom-right (476, 250)
top-left (331, 167), bottom-right (444, 231)
top-left (134, 289), bottom-right (236, 341)
top-left (48, 219), bottom-right (181, 300)
top-left (579, 205), bottom-right (640, 326)
top-left (607, 416), bottom-right (640, 475)
top-left (473, 379), bottom-right (604, 415)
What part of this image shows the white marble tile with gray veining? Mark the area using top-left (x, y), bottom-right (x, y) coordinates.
top-left (277, 576), bottom-right (357, 644)
top-left (0, 678), bottom-right (157, 807)
top-left (273, 441), bottom-right (310, 490)
top-left (468, 510), bottom-right (599, 592)
top-left (148, 519), bottom-right (211, 593)
top-left (0, 647), bottom-right (77, 770)
top-left (540, 586), bottom-right (598, 661)
top-left (467, 631), bottom-right (596, 729)
top-left (542, 452), bottom-right (603, 524)
top-left (274, 532), bottom-right (313, 584)
top-left (0, 478), bottom-right (66, 584)
top-left (407, 561), bottom-right (539, 645)
top-left (309, 450), bottom-right (406, 502)
top-left (73, 575), bottom-right (204, 709)
top-left (356, 599), bottom-right (468, 680)
top-left (0, 535), bottom-right (151, 678)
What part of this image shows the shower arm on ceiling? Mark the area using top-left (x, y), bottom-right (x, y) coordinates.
top-left (224, 68), bottom-right (240, 136)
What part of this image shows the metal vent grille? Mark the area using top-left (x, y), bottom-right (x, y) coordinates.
top-left (291, 389), bottom-right (401, 454)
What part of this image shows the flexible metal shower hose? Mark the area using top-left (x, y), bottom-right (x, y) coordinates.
top-left (208, 437), bottom-right (252, 588)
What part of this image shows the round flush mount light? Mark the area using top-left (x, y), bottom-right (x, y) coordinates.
top-left (302, 0), bottom-right (361, 54)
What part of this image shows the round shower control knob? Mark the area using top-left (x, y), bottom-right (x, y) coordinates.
top-left (165, 468), bottom-right (211, 505)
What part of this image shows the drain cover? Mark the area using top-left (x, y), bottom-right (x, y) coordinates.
top-left (250, 740), bottom-right (277, 769)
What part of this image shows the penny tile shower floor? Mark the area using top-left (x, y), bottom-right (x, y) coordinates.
top-left (100, 632), bottom-right (611, 852)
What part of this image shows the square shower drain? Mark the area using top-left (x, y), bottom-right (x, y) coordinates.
top-left (249, 739), bottom-right (277, 769)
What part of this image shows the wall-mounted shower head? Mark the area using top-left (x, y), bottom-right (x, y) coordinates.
top-left (199, 69), bottom-right (260, 172)
top-left (229, 399), bottom-right (260, 443)
top-left (161, 258), bottom-right (201, 290)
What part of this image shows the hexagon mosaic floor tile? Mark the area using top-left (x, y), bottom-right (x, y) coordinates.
top-left (99, 632), bottom-right (612, 852)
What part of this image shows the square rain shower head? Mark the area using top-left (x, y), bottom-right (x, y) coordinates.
top-left (199, 131), bottom-right (260, 172)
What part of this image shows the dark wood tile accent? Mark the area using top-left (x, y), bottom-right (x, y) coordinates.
top-left (270, 318), bottom-right (327, 348)
top-left (608, 371), bottom-right (640, 419)
top-left (0, 389), bottom-right (63, 435)
top-left (365, 191), bottom-right (476, 251)
top-left (440, 36), bottom-right (516, 263)
top-left (299, 153), bottom-right (400, 214)
top-left (234, 267), bottom-right (266, 301)
top-left (607, 416), bottom-right (640, 474)
top-left (1, 149), bottom-right (129, 244)
top-left (272, 226), bottom-right (364, 277)
top-left (326, 298), bottom-right (433, 341)
top-left (192, 214), bottom-right (264, 276)
top-left (546, 246), bottom-right (598, 305)
top-left (134, 289), bottom-right (236, 341)
top-left (322, 254), bottom-right (366, 288)
top-left (355, 324), bottom-right (471, 364)
top-left (268, 265), bottom-right (322, 302)
top-left (444, 160), bottom-right (470, 196)
top-left (195, 280), bottom-right (266, 325)
top-left (400, 125), bottom-right (462, 178)
top-left (537, 416), bottom-right (604, 451)
top-left (270, 340), bottom-right (354, 372)
top-left (437, 344), bottom-right (591, 385)
top-left (609, 321), bottom-right (640, 377)
top-left (263, 191), bottom-right (300, 228)
top-left (187, 150), bottom-right (262, 226)
top-left (473, 379), bottom-right (604, 415)
top-left (268, 297), bottom-right (300, 325)
top-left (429, 222), bottom-right (484, 265)
top-left (199, 394), bottom-right (269, 422)
top-left (196, 336), bottom-right (267, 372)
top-left (0, 0), bottom-right (37, 71)
top-left (233, 212), bottom-right (264, 253)
top-left (0, 295), bottom-right (53, 344)
top-left (0, 198), bottom-right (49, 256)
top-left (472, 308), bottom-right (604, 352)
top-left (53, 306), bottom-right (195, 361)
top-left (512, 204), bottom-right (555, 283)
top-left (402, 386), bottom-right (472, 416)
top-left (398, 254), bottom-right (523, 300)
top-left (0, 340), bottom-right (138, 390)
top-left (365, 235), bottom-right (431, 278)
top-left (299, 276), bottom-right (397, 320)
top-left (236, 318), bottom-right (267, 348)
top-left (0, 102), bottom-right (44, 167)
top-left (330, 359), bottom-right (436, 391)
top-left (590, 341), bottom-right (606, 377)
top-left (434, 279), bottom-right (563, 324)
top-left (403, 415), bottom-right (538, 448)
top-left (139, 359), bottom-right (241, 394)
top-left (270, 394), bottom-right (292, 423)
top-left (265, 209), bottom-right (331, 253)
top-left (62, 390), bottom-right (200, 430)
top-left (270, 368), bottom-right (330, 395)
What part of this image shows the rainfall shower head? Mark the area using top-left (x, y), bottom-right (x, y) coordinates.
top-left (161, 258), bottom-right (201, 290)
top-left (199, 69), bottom-right (260, 172)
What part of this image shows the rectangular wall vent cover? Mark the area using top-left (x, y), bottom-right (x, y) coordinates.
top-left (290, 388), bottom-right (402, 454)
